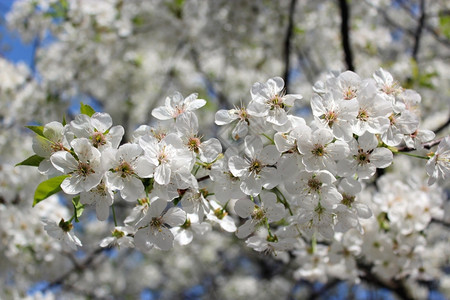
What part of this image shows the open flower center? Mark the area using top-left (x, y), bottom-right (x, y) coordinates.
top-left (268, 95), bottom-right (285, 110)
top-left (382, 81), bottom-right (402, 95)
top-left (307, 177), bottom-right (322, 193)
top-left (158, 147), bottom-right (169, 164)
top-left (187, 137), bottom-right (201, 153)
top-left (234, 106), bottom-right (250, 122)
top-left (321, 111), bottom-right (338, 127)
top-left (311, 144), bottom-right (326, 157)
top-left (341, 193), bottom-right (355, 207)
top-left (355, 148), bottom-right (372, 165)
top-left (112, 229), bottom-right (125, 239)
top-left (343, 86), bottom-right (357, 100)
top-left (248, 159), bottom-right (263, 174)
top-left (151, 128), bottom-right (167, 141)
top-left (251, 206), bottom-right (265, 220)
top-left (91, 131), bottom-right (107, 148)
top-left (51, 141), bottom-right (65, 153)
top-left (357, 109), bottom-right (369, 122)
top-left (214, 208), bottom-right (228, 219)
top-left (77, 162), bottom-right (95, 177)
top-left (388, 113), bottom-right (397, 125)
top-left (173, 105), bottom-right (186, 118)
top-left (115, 161), bottom-right (134, 178)
top-left (150, 216), bottom-right (164, 230)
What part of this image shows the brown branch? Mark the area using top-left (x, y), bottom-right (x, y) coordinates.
top-left (190, 48), bottom-right (229, 109)
top-left (365, 1), bottom-right (449, 48)
top-left (412, 0), bottom-right (426, 62)
top-left (283, 0), bottom-right (298, 93)
top-left (431, 218), bottom-right (450, 227)
top-left (398, 0), bottom-right (450, 48)
top-left (45, 247), bottom-right (106, 290)
top-left (146, 41), bottom-right (187, 120)
top-left (434, 115), bottom-right (450, 135)
top-left (307, 279), bottom-right (341, 300)
top-left (338, 0), bottom-right (355, 71)
top-left (396, 137), bottom-right (444, 152)
top-left (423, 137), bottom-right (445, 149)
top-left (357, 260), bottom-right (414, 300)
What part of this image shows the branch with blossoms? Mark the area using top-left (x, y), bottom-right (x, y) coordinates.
top-left (19, 68), bottom-right (449, 287)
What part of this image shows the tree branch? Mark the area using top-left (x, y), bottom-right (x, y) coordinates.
top-left (338, 0), bottom-right (355, 71)
top-left (44, 247), bottom-right (106, 290)
top-left (357, 260), bottom-right (414, 300)
top-left (283, 0), bottom-right (297, 93)
top-left (433, 115), bottom-right (450, 135)
top-left (398, 0), bottom-right (450, 48)
top-left (431, 218), bottom-right (450, 228)
top-left (396, 137), bottom-right (444, 152)
top-left (190, 48), bottom-right (229, 109)
top-left (412, 0), bottom-right (426, 62)
top-left (307, 279), bottom-right (341, 300)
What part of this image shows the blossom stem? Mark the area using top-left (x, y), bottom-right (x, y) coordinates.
top-left (265, 218), bottom-right (274, 238)
top-left (112, 204), bottom-right (118, 227)
top-left (311, 233), bottom-right (317, 254)
top-left (192, 164), bottom-right (200, 176)
top-left (261, 133), bottom-right (275, 144)
top-left (395, 151), bottom-right (429, 159)
top-left (272, 187), bottom-right (293, 216)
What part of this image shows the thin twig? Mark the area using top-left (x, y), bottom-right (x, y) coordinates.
top-left (398, 0), bottom-right (450, 47)
top-left (357, 260), bottom-right (414, 300)
top-left (433, 115), bottom-right (450, 135)
top-left (45, 247), bottom-right (106, 290)
top-left (431, 218), bottom-right (450, 227)
top-left (370, 0), bottom-right (450, 49)
top-left (283, 0), bottom-right (298, 93)
top-left (190, 48), bottom-right (229, 109)
top-left (412, 0), bottom-right (426, 62)
top-left (338, 0), bottom-right (355, 71)
top-left (396, 137), bottom-right (444, 152)
top-left (307, 279), bottom-right (341, 300)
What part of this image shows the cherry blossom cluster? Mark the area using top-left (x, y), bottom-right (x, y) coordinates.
top-left (25, 69), bottom-right (448, 260)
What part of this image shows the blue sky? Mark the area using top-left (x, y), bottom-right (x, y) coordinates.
top-left (0, 0), bottom-right (34, 65)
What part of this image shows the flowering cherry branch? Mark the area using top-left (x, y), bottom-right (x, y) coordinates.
top-left (20, 68), bottom-right (449, 287)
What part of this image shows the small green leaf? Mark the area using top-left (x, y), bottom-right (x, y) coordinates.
top-left (80, 102), bottom-right (96, 117)
top-left (62, 114), bottom-right (67, 126)
top-left (132, 15), bottom-right (144, 26)
top-left (439, 15), bottom-right (450, 39)
top-left (72, 196), bottom-right (85, 222)
top-left (26, 125), bottom-right (45, 137)
top-left (294, 25), bottom-right (305, 35)
top-left (16, 155), bottom-right (45, 167)
top-left (377, 212), bottom-right (390, 231)
top-left (33, 175), bottom-right (69, 207)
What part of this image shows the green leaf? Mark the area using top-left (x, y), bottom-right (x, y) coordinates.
top-left (439, 15), bottom-right (450, 39)
top-left (80, 102), bottom-right (96, 117)
top-left (15, 155), bottom-right (45, 167)
top-left (26, 125), bottom-right (45, 137)
top-left (294, 25), bottom-right (305, 35)
top-left (166, 0), bottom-right (185, 18)
top-left (62, 114), bottom-right (67, 126)
top-left (132, 15), bottom-right (145, 26)
top-left (72, 196), bottom-right (85, 222)
top-left (377, 212), bottom-right (390, 231)
top-left (33, 175), bottom-right (69, 207)
top-left (44, 0), bottom-right (69, 19)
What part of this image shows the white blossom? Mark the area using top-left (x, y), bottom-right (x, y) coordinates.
top-left (50, 138), bottom-right (103, 194)
top-left (134, 198), bottom-right (186, 251)
top-left (426, 136), bottom-right (450, 185)
top-left (152, 92), bottom-right (206, 120)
